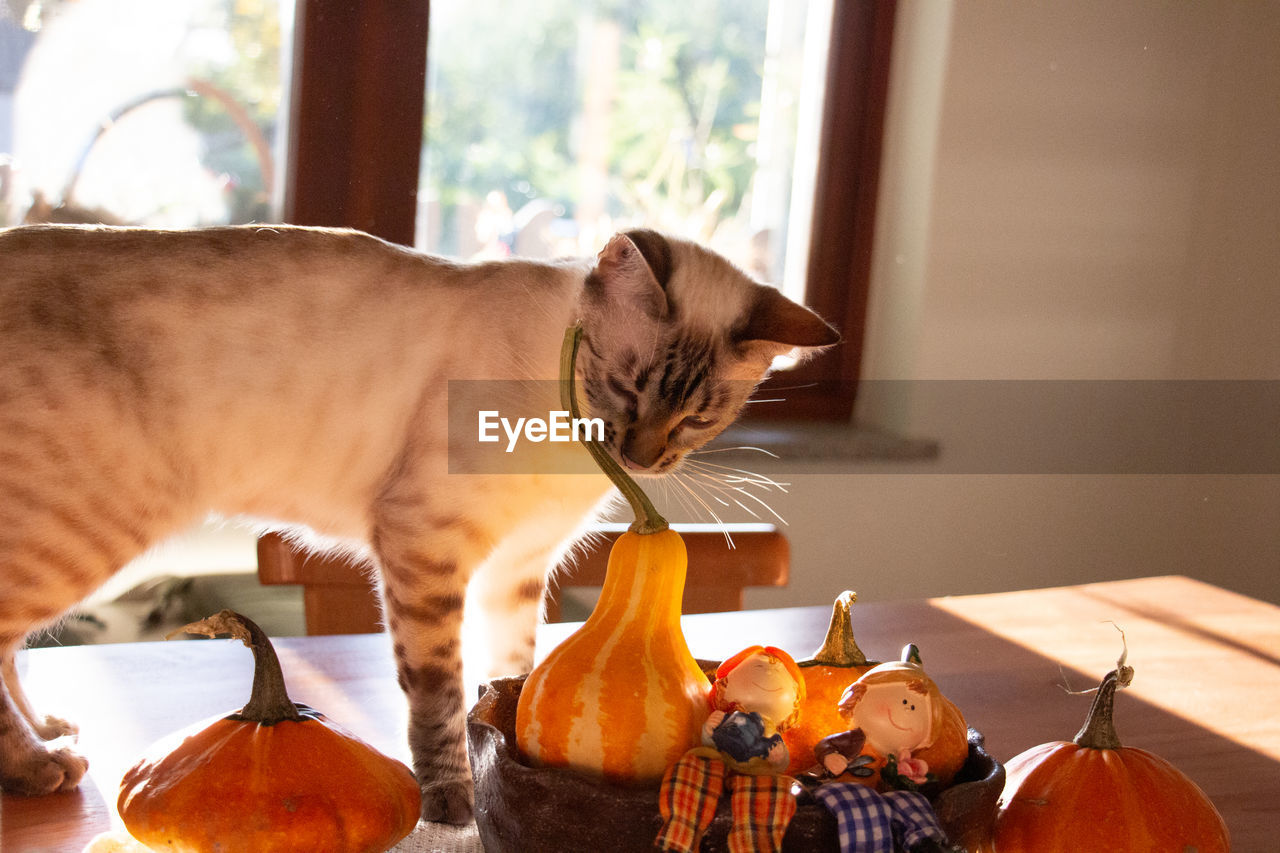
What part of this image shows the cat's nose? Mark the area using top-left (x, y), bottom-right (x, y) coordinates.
top-left (620, 429), bottom-right (665, 471)
top-left (621, 453), bottom-right (651, 472)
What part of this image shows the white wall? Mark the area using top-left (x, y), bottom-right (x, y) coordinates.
top-left (744, 0), bottom-right (1280, 612)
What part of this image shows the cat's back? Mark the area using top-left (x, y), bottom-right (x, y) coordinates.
top-left (0, 223), bottom-right (416, 303)
top-left (0, 224), bottom-right (463, 366)
top-left (0, 225), bottom-right (485, 524)
top-left (0, 221), bottom-right (398, 256)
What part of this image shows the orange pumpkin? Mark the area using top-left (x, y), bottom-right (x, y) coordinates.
top-left (993, 664), bottom-right (1229, 852)
top-left (515, 325), bottom-right (707, 783)
top-left (781, 590), bottom-right (876, 775)
top-left (118, 611), bottom-right (420, 853)
top-left (900, 644), bottom-right (970, 789)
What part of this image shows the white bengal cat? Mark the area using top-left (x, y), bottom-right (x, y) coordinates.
top-left (0, 224), bottom-right (837, 822)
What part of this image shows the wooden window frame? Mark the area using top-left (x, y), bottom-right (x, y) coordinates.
top-left (284, 0), bottom-right (896, 421)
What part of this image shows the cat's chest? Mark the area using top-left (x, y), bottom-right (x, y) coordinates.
top-left (467, 472), bottom-right (613, 535)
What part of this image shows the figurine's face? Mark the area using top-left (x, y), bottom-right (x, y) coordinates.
top-left (720, 653), bottom-right (800, 724)
top-left (849, 681), bottom-right (933, 755)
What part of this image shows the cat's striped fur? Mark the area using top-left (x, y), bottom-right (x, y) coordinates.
top-left (0, 224), bottom-right (836, 822)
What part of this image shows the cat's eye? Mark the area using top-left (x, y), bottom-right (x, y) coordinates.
top-left (679, 414), bottom-right (715, 430)
top-left (607, 376), bottom-right (638, 409)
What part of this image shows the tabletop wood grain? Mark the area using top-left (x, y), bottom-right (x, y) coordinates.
top-left (3, 575), bottom-right (1276, 852)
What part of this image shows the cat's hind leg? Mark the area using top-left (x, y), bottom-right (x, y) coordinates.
top-left (0, 554), bottom-right (108, 794)
top-left (0, 541), bottom-right (110, 794)
top-left (0, 476), bottom-right (189, 795)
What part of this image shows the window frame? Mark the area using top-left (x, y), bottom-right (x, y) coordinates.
top-left (284, 0), bottom-right (896, 422)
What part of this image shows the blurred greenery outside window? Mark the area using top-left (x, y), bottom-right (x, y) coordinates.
top-left (0, 0), bottom-right (285, 228)
top-left (418, 0), bottom-right (831, 301)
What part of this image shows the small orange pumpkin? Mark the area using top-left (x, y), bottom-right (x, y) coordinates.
top-left (783, 595), bottom-right (969, 786)
top-left (515, 325), bottom-right (707, 783)
top-left (118, 611), bottom-right (421, 853)
top-left (993, 663), bottom-right (1229, 852)
top-left (896, 645), bottom-right (970, 789)
top-left (782, 590), bottom-right (877, 775)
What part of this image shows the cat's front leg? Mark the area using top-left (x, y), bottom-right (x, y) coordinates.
top-left (375, 520), bottom-right (484, 825)
top-left (1, 653), bottom-right (78, 740)
top-left (0, 644), bottom-right (89, 795)
top-left (465, 544), bottom-right (559, 682)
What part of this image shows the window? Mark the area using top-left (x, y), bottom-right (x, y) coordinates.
top-left (5, 0), bottom-right (893, 421)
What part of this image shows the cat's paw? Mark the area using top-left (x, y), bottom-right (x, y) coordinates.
top-left (1, 746), bottom-right (89, 794)
top-left (420, 778), bottom-right (474, 825)
top-left (32, 714), bottom-right (78, 741)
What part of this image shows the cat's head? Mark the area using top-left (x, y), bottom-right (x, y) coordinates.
top-left (577, 229), bottom-right (839, 475)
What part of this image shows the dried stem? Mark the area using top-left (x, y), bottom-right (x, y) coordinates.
top-left (560, 324), bottom-right (667, 534)
top-left (174, 609), bottom-right (304, 725)
top-left (807, 590), bottom-right (869, 667)
top-left (1073, 665), bottom-right (1134, 750)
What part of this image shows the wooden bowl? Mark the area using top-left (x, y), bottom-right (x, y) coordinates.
top-left (467, 675), bottom-right (1004, 852)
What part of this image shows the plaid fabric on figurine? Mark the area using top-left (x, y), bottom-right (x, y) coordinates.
top-left (812, 784), bottom-right (949, 853)
top-left (656, 754), bottom-right (797, 852)
top-left (654, 646), bottom-right (806, 853)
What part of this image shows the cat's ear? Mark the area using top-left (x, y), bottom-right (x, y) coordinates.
top-left (735, 284), bottom-right (841, 358)
top-left (587, 233), bottom-right (670, 320)
top-left (622, 228), bottom-right (674, 289)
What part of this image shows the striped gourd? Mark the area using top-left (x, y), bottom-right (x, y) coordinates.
top-left (514, 325), bottom-right (707, 783)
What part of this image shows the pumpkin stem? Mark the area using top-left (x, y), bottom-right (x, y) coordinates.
top-left (561, 324), bottom-right (668, 535)
top-left (174, 609), bottom-right (304, 725)
top-left (808, 590), bottom-right (869, 666)
top-left (1072, 665), bottom-right (1134, 750)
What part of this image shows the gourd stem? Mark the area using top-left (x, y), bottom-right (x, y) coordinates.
top-left (807, 590), bottom-right (868, 666)
top-left (174, 609), bottom-right (304, 725)
top-left (1073, 666), bottom-right (1134, 750)
top-left (561, 324), bottom-right (668, 534)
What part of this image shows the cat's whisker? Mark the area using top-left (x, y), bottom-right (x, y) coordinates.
top-left (723, 474), bottom-right (792, 491)
top-left (671, 472), bottom-right (735, 548)
top-left (691, 458), bottom-right (788, 491)
top-left (680, 468), bottom-right (765, 521)
top-left (677, 468), bottom-right (735, 510)
top-left (742, 397), bottom-right (787, 405)
top-left (751, 382), bottom-right (821, 393)
top-left (681, 463), bottom-right (781, 500)
top-left (688, 445), bottom-right (780, 459)
top-left (661, 471), bottom-right (703, 524)
top-left (730, 486), bottom-right (789, 525)
top-left (654, 475), bottom-right (678, 518)
top-left (682, 459), bottom-right (791, 493)
top-left (680, 459), bottom-right (785, 524)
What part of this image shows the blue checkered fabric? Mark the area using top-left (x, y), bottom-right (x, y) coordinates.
top-left (813, 783), bottom-right (946, 853)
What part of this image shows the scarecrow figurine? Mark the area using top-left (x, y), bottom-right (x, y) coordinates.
top-left (809, 651), bottom-right (956, 853)
top-left (655, 645), bottom-right (806, 853)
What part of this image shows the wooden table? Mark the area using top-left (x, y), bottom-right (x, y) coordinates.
top-left (3, 576), bottom-right (1276, 852)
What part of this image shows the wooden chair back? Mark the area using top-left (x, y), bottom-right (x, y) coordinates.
top-left (257, 523), bottom-right (789, 635)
